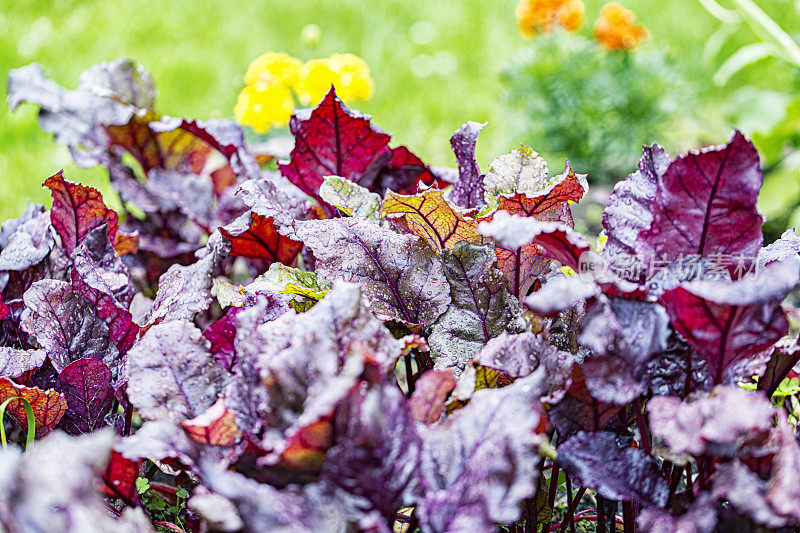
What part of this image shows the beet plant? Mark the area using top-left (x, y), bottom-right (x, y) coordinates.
top-left (0, 58), bottom-right (799, 533)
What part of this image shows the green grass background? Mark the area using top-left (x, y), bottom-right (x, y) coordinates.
top-left (1, 0), bottom-right (798, 220)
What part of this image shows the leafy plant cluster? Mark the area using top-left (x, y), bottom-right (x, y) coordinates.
top-left (1, 58), bottom-right (800, 533)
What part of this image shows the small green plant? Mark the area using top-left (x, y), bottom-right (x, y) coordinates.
top-left (135, 475), bottom-right (190, 532)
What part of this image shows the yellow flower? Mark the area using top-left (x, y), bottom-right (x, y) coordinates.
top-left (594, 2), bottom-right (649, 51)
top-left (515, 0), bottom-right (585, 37)
top-left (327, 53), bottom-right (374, 102)
top-left (244, 52), bottom-right (302, 90)
top-left (296, 58), bottom-right (340, 106)
top-left (234, 83), bottom-right (295, 134)
top-left (235, 51), bottom-right (374, 133)
top-left (296, 54), bottom-right (374, 106)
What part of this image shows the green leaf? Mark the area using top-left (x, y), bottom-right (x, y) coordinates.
top-left (713, 42), bottom-right (779, 86)
top-left (319, 175), bottom-right (382, 221)
top-left (0, 395), bottom-right (35, 451)
top-left (482, 146), bottom-right (550, 205)
top-left (216, 263), bottom-right (332, 310)
top-left (730, 0), bottom-right (800, 67)
top-left (135, 477), bottom-right (151, 495)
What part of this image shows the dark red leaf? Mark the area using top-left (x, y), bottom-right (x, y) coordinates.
top-left (659, 258), bottom-right (798, 383)
top-left (44, 171), bottom-right (118, 255)
top-left (639, 130), bottom-right (764, 278)
top-left (100, 451), bottom-right (141, 507)
top-left (220, 212), bottom-right (303, 266)
top-left (55, 358), bottom-right (115, 435)
top-left (372, 145), bottom-right (445, 195)
top-left (279, 88), bottom-right (392, 201)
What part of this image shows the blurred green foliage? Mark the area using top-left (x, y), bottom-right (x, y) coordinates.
top-left (502, 32), bottom-right (691, 184)
top-left (2, 0), bottom-right (800, 225)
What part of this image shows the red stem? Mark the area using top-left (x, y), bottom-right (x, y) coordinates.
top-left (123, 402), bottom-right (133, 436)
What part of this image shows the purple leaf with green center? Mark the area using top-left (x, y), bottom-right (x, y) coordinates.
top-left (55, 358), bottom-right (115, 435)
top-left (294, 218), bottom-right (450, 328)
top-left (127, 320), bottom-right (226, 421)
top-left (557, 431), bottom-right (669, 506)
top-left (429, 242), bottom-right (526, 371)
top-left (415, 371), bottom-right (545, 533)
top-left (659, 257), bottom-right (799, 383)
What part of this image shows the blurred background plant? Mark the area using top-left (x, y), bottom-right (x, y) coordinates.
top-left (502, 1), bottom-right (702, 186)
top-left (700, 0), bottom-right (800, 242)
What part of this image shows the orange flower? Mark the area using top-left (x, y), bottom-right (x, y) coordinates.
top-left (515, 0), bottom-right (585, 37)
top-left (594, 2), bottom-right (649, 51)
